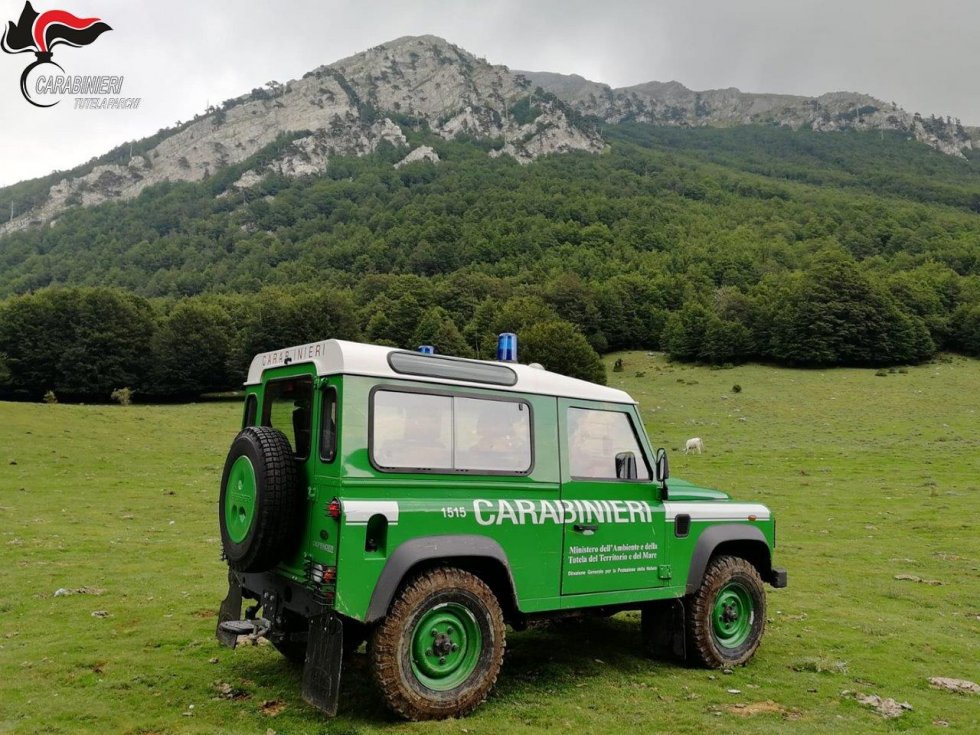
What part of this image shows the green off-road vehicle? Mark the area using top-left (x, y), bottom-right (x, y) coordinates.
top-left (216, 334), bottom-right (787, 720)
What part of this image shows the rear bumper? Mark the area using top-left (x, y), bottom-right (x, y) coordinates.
top-left (239, 570), bottom-right (327, 618)
top-left (768, 567), bottom-right (788, 588)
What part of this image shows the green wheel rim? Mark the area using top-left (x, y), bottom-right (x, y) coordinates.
top-left (224, 456), bottom-right (257, 544)
top-left (712, 581), bottom-right (754, 649)
top-left (410, 602), bottom-right (482, 691)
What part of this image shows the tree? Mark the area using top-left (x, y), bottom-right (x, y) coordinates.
top-left (0, 352), bottom-right (10, 388)
top-left (412, 306), bottom-right (473, 357)
top-left (663, 303), bottom-right (711, 362)
top-left (237, 288), bottom-right (361, 369)
top-left (543, 273), bottom-right (600, 336)
top-left (473, 295), bottom-right (562, 358)
top-left (493, 296), bottom-right (559, 335)
top-left (149, 301), bottom-right (234, 397)
top-left (767, 250), bottom-right (934, 366)
top-left (0, 291), bottom-right (73, 395)
top-left (0, 288), bottom-right (155, 398)
top-left (363, 293), bottom-right (423, 349)
top-left (463, 298), bottom-right (501, 359)
top-left (519, 320), bottom-right (606, 385)
top-left (951, 303), bottom-right (980, 356)
top-left (701, 318), bottom-right (752, 364)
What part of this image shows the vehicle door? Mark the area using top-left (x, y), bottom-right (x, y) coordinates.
top-left (558, 400), bottom-right (666, 595)
top-left (257, 366), bottom-right (321, 580)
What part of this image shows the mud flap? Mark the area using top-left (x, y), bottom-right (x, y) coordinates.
top-left (641, 598), bottom-right (686, 661)
top-left (216, 568), bottom-right (243, 648)
top-left (302, 613), bottom-right (343, 716)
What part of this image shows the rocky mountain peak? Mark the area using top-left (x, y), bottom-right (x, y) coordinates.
top-left (1, 36), bottom-right (973, 235)
top-left (0, 35), bottom-right (600, 234)
top-left (519, 71), bottom-right (973, 158)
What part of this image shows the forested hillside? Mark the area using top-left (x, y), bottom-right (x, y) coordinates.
top-left (1, 124), bottom-right (979, 400)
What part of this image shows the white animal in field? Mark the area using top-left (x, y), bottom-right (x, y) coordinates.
top-left (684, 437), bottom-right (705, 454)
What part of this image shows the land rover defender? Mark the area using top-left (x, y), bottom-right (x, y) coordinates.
top-left (216, 335), bottom-right (787, 720)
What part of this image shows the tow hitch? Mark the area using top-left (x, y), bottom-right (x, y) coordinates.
top-left (215, 570), bottom-right (344, 716)
top-left (217, 617), bottom-right (271, 647)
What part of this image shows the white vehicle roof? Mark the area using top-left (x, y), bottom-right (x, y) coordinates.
top-left (245, 339), bottom-right (635, 404)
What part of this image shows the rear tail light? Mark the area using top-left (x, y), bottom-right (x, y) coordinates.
top-left (308, 563), bottom-right (336, 584)
top-left (327, 498), bottom-right (341, 519)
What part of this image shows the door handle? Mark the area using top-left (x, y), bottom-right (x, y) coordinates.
top-left (573, 523), bottom-right (598, 534)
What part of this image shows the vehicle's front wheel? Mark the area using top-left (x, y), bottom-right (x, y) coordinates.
top-left (687, 555), bottom-right (766, 668)
top-left (369, 568), bottom-right (506, 720)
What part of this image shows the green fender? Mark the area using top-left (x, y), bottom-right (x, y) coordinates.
top-left (365, 535), bottom-right (517, 622)
top-left (685, 525), bottom-right (771, 594)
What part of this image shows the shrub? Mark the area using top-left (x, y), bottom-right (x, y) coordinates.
top-left (43, 390), bottom-right (57, 404)
top-left (111, 387), bottom-right (133, 406)
top-left (732, 384), bottom-right (742, 393)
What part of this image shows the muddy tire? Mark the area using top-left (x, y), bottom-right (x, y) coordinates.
top-left (218, 426), bottom-right (301, 573)
top-left (369, 568), bottom-right (506, 720)
top-left (687, 555), bottom-right (766, 668)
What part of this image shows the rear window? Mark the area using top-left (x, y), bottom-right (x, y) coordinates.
top-left (371, 389), bottom-right (532, 474)
top-left (319, 387), bottom-right (337, 462)
top-left (262, 376), bottom-right (314, 458)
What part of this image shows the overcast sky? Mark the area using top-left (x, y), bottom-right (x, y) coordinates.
top-left (0, 0), bottom-right (977, 188)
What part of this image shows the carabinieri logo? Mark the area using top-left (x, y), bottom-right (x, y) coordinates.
top-left (1, 1), bottom-right (111, 107)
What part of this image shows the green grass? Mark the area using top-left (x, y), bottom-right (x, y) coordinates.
top-left (1, 355), bottom-right (978, 734)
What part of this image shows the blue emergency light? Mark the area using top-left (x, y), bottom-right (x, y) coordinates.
top-left (496, 332), bottom-right (517, 362)
top-left (418, 345), bottom-right (435, 354)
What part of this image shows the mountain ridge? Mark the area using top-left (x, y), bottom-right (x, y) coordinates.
top-left (517, 69), bottom-right (972, 158)
top-left (0, 34), bottom-right (973, 235)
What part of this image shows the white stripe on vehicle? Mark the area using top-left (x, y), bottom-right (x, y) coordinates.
top-left (342, 500), bottom-right (400, 525)
top-left (662, 501), bottom-right (770, 522)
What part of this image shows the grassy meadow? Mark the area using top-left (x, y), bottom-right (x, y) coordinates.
top-left (1, 353), bottom-right (978, 734)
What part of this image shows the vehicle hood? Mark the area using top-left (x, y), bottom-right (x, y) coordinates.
top-left (665, 477), bottom-right (731, 501)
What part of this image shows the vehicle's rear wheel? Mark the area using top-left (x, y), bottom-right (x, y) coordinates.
top-left (369, 568), bottom-right (506, 720)
top-left (218, 426), bottom-right (302, 572)
top-left (686, 555), bottom-right (766, 668)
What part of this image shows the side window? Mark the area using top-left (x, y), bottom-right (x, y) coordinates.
top-left (371, 389), bottom-right (533, 474)
top-left (568, 407), bottom-right (651, 481)
top-left (373, 391), bottom-right (452, 470)
top-left (454, 397), bottom-right (531, 472)
top-left (242, 394), bottom-right (257, 429)
top-left (319, 387), bottom-right (337, 462)
top-left (262, 376), bottom-right (314, 459)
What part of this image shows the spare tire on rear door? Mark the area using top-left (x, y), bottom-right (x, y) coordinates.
top-left (219, 426), bottom-right (302, 573)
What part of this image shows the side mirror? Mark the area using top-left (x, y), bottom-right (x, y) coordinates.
top-left (615, 451), bottom-right (638, 480)
top-left (654, 448), bottom-right (669, 497)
